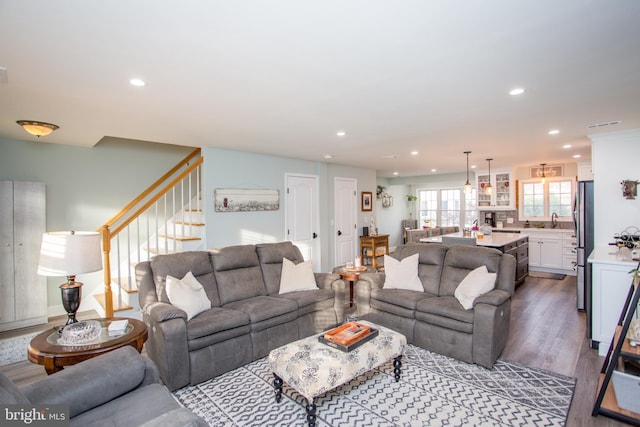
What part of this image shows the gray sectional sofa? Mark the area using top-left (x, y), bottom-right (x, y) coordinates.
top-left (0, 346), bottom-right (206, 426)
top-left (355, 242), bottom-right (516, 368)
top-left (136, 241), bottom-right (344, 391)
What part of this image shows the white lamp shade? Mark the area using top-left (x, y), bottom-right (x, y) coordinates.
top-left (38, 231), bottom-right (103, 277)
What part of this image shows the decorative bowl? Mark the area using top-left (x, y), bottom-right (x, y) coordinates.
top-left (61, 320), bottom-right (102, 344)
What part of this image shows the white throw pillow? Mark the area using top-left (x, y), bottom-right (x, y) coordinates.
top-left (382, 253), bottom-right (423, 291)
top-left (166, 271), bottom-right (211, 320)
top-left (454, 265), bottom-right (497, 310)
top-left (279, 258), bottom-right (318, 294)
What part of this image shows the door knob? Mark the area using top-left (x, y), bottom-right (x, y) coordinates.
top-left (337, 230), bottom-right (342, 236)
top-left (312, 232), bottom-right (318, 239)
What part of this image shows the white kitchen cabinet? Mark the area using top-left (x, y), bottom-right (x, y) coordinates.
top-left (527, 232), bottom-right (563, 269)
top-left (0, 181), bottom-right (47, 332)
top-left (476, 168), bottom-right (514, 210)
top-left (562, 233), bottom-right (578, 273)
top-left (588, 247), bottom-right (637, 355)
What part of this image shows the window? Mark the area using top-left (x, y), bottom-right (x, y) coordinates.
top-left (520, 178), bottom-right (574, 219)
top-left (417, 188), bottom-right (477, 227)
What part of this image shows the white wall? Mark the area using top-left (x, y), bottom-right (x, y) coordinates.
top-left (0, 136), bottom-right (195, 313)
top-left (202, 147), bottom-right (376, 271)
top-left (590, 128), bottom-right (640, 247)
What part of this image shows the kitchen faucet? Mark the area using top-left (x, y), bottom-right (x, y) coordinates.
top-left (551, 212), bottom-right (558, 229)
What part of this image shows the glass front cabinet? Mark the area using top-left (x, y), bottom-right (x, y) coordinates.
top-left (476, 168), bottom-right (515, 210)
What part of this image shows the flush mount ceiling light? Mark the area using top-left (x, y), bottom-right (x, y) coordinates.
top-left (323, 154), bottom-right (333, 159)
top-left (16, 120), bottom-right (59, 137)
top-left (485, 158), bottom-right (493, 195)
top-left (336, 131), bottom-right (346, 137)
top-left (393, 172), bottom-right (399, 176)
top-left (563, 144), bottom-right (572, 149)
top-left (129, 78), bottom-right (146, 87)
top-left (548, 129), bottom-right (560, 135)
top-left (509, 88), bottom-right (525, 96)
top-left (431, 169), bottom-right (437, 173)
top-left (573, 154), bottom-right (581, 158)
top-left (411, 151), bottom-right (419, 156)
top-left (463, 151), bottom-right (473, 194)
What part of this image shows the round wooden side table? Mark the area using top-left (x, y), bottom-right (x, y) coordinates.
top-left (28, 317), bottom-right (147, 374)
top-left (334, 266), bottom-right (369, 307)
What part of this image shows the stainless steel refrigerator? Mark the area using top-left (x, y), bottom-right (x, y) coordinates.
top-left (574, 180), bottom-right (594, 317)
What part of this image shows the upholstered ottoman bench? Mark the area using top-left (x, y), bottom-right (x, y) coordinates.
top-left (267, 321), bottom-right (406, 426)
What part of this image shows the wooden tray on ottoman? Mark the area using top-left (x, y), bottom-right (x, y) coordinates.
top-left (318, 322), bottom-right (378, 352)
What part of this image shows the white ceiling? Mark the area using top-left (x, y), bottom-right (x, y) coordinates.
top-left (1, 1), bottom-right (639, 177)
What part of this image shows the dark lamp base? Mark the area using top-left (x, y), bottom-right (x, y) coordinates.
top-left (60, 280), bottom-right (83, 328)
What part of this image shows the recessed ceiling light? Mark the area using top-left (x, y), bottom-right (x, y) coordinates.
top-left (471, 165), bottom-right (477, 169)
top-left (323, 154), bottom-right (333, 159)
top-left (411, 151), bottom-right (419, 156)
top-left (431, 169), bottom-right (437, 172)
top-left (393, 172), bottom-right (399, 176)
top-left (130, 78), bottom-right (146, 87)
top-left (336, 131), bottom-right (346, 137)
top-left (563, 144), bottom-right (572, 149)
top-left (509, 88), bottom-right (525, 96)
top-left (573, 154), bottom-right (581, 158)
top-left (548, 129), bottom-right (560, 135)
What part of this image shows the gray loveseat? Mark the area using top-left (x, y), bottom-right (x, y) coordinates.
top-left (136, 241), bottom-right (344, 391)
top-left (0, 346), bottom-right (206, 426)
top-left (355, 243), bottom-right (515, 368)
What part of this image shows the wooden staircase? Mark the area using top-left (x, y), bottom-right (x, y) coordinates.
top-left (93, 148), bottom-right (204, 318)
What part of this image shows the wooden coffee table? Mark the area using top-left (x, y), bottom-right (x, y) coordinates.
top-left (28, 317), bottom-right (147, 374)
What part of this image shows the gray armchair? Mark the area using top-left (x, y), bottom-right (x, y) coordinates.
top-left (0, 346), bottom-right (206, 427)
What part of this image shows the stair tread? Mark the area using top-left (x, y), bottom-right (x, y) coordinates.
top-left (111, 276), bottom-right (139, 293)
top-left (158, 235), bottom-right (202, 241)
top-left (94, 293), bottom-right (133, 313)
top-left (172, 221), bottom-right (205, 226)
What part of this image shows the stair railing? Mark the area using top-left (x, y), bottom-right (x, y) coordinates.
top-left (98, 148), bottom-right (203, 317)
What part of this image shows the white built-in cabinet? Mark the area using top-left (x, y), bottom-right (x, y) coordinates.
top-left (525, 229), bottom-right (576, 274)
top-left (0, 181), bottom-right (47, 332)
top-left (476, 168), bottom-right (515, 210)
top-left (588, 248), bottom-right (637, 355)
top-left (528, 231), bottom-right (563, 269)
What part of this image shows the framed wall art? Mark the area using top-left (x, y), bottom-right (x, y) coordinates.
top-left (214, 188), bottom-right (280, 212)
top-left (361, 191), bottom-right (372, 211)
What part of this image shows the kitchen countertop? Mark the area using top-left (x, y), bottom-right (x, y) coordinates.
top-left (420, 232), bottom-right (525, 248)
top-left (588, 246), bottom-right (639, 267)
top-left (493, 227), bottom-right (574, 234)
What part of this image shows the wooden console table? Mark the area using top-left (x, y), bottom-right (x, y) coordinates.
top-left (360, 234), bottom-right (389, 269)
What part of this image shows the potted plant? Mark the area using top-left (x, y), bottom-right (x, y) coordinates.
top-left (407, 194), bottom-right (418, 202)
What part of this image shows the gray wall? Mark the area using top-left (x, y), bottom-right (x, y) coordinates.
top-left (0, 136), bottom-right (194, 313)
top-left (203, 147), bottom-right (376, 270)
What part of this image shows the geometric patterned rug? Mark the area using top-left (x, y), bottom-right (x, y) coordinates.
top-left (173, 344), bottom-right (576, 426)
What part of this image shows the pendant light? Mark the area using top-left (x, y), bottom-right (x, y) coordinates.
top-left (485, 158), bottom-right (493, 195)
top-left (540, 163), bottom-right (547, 184)
top-left (463, 151), bottom-right (472, 194)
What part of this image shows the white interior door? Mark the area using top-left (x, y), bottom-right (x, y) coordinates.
top-left (334, 177), bottom-right (357, 266)
top-left (285, 174), bottom-right (320, 271)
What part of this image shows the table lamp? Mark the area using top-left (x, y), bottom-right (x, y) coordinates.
top-left (37, 231), bottom-right (103, 327)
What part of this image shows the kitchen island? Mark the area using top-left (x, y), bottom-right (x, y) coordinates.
top-left (421, 232), bottom-right (529, 284)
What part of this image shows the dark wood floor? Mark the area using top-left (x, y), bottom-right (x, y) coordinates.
top-left (0, 276), bottom-right (630, 426)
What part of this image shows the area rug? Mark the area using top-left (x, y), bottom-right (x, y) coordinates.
top-left (528, 271), bottom-right (566, 280)
top-left (173, 344), bottom-right (575, 426)
top-left (0, 332), bottom-right (39, 366)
